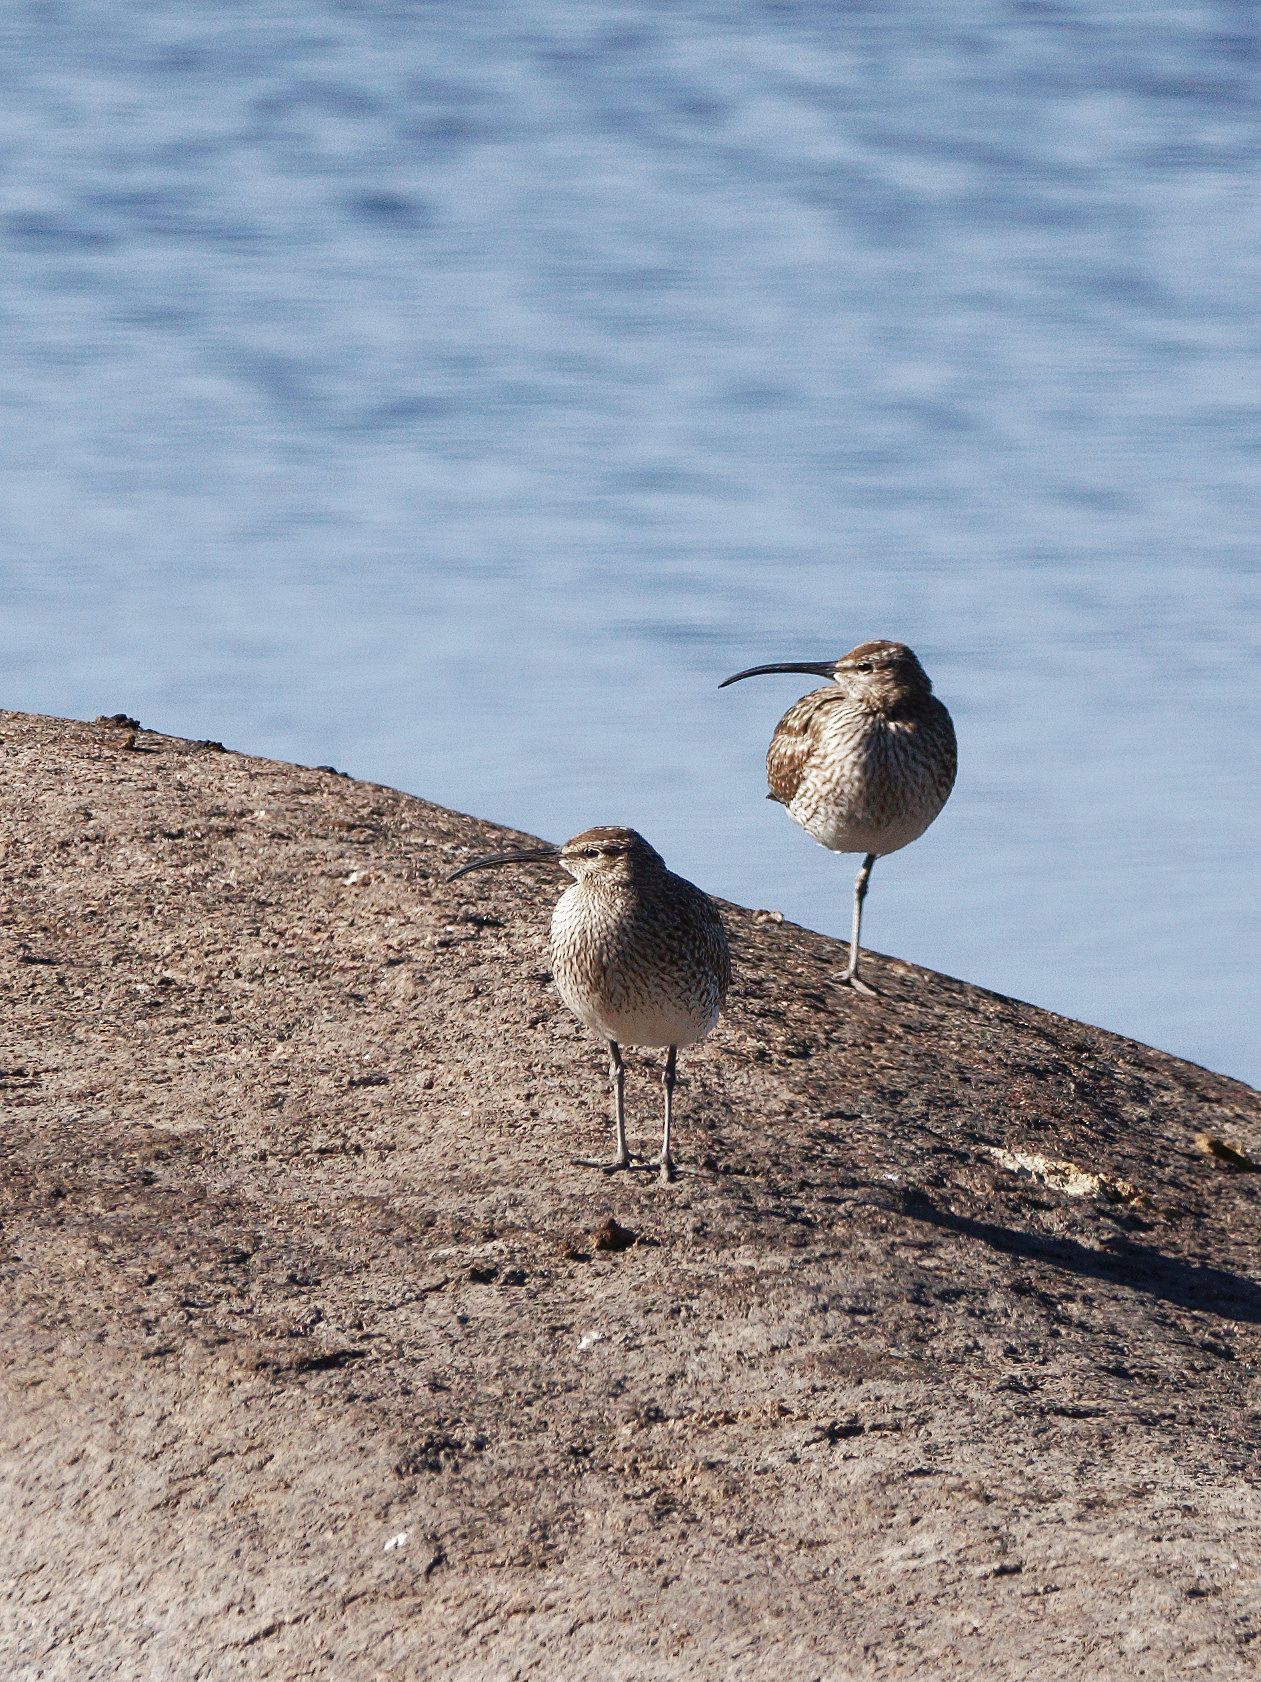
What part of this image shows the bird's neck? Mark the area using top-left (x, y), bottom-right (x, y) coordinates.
top-left (843, 685), bottom-right (931, 721)
top-left (577, 872), bottom-right (654, 907)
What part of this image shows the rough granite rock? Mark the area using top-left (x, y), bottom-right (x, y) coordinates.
top-left (1, 709), bottom-right (1259, 1681)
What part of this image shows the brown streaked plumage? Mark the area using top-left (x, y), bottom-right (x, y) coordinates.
top-left (449, 826), bottom-right (730, 1183)
top-left (721, 640), bottom-right (956, 992)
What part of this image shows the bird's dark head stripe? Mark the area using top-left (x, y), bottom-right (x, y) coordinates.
top-left (839, 639), bottom-right (910, 664)
top-left (562, 826), bottom-right (664, 864)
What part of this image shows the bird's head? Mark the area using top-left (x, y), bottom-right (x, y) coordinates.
top-left (558, 826), bottom-right (664, 886)
top-left (446, 825), bottom-right (663, 888)
top-left (720, 639), bottom-right (932, 708)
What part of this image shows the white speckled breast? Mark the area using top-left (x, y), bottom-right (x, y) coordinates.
top-left (550, 876), bottom-right (728, 1049)
top-left (789, 698), bottom-right (957, 858)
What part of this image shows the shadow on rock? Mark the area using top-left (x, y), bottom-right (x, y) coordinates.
top-left (904, 1196), bottom-right (1261, 1326)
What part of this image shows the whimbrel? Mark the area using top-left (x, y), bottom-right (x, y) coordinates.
top-left (720, 640), bottom-right (956, 993)
top-left (449, 826), bottom-right (730, 1183)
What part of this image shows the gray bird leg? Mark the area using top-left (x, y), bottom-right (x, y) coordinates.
top-left (659, 1046), bottom-right (678, 1184)
top-left (610, 1040), bottom-right (628, 1166)
top-left (842, 853), bottom-right (878, 994)
top-left (574, 1040), bottom-right (647, 1172)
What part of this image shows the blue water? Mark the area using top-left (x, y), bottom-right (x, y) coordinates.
top-left (4, 2), bottom-right (1259, 1084)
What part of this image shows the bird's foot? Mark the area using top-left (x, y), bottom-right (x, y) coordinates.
top-left (840, 973), bottom-right (879, 997)
top-left (572, 1155), bottom-right (653, 1174)
top-left (659, 1157), bottom-right (676, 1186)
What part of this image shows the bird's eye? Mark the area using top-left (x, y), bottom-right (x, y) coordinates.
top-left (855, 662), bottom-right (872, 673)
top-left (585, 847), bottom-right (599, 857)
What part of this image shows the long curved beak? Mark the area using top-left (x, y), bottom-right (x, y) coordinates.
top-left (446, 845), bottom-right (559, 882)
top-left (719, 660), bottom-right (837, 689)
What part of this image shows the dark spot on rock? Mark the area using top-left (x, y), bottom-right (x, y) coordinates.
top-left (292, 1347), bottom-right (367, 1373)
top-left (591, 1217), bottom-right (637, 1253)
top-left (813, 1417), bottom-right (865, 1443)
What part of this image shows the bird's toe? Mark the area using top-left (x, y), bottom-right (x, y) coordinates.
top-left (572, 1155), bottom-right (652, 1174)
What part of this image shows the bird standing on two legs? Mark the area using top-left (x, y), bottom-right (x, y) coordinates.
top-left (720, 640), bottom-right (956, 994)
top-left (449, 826), bottom-right (730, 1183)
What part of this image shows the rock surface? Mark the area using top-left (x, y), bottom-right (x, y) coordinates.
top-left (2, 709), bottom-right (1260, 1680)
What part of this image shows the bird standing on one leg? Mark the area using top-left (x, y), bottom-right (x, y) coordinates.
top-left (720, 640), bottom-right (956, 994)
top-left (448, 827), bottom-right (730, 1183)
